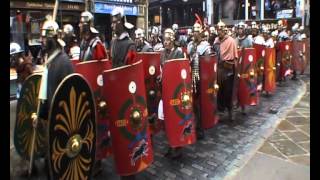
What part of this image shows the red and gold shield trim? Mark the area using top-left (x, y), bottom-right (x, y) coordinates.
top-left (238, 48), bottom-right (258, 106)
top-left (102, 60), bottom-right (153, 176)
top-left (75, 59), bottom-right (112, 160)
top-left (264, 47), bottom-right (277, 93)
top-left (199, 55), bottom-right (219, 129)
top-left (162, 58), bottom-right (196, 147)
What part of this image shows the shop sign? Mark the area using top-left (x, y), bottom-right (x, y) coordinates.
top-left (276, 9), bottom-right (293, 19)
top-left (95, 2), bottom-right (138, 16)
top-left (10, 1), bottom-right (85, 11)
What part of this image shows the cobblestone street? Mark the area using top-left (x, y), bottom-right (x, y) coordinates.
top-left (10, 68), bottom-right (308, 179)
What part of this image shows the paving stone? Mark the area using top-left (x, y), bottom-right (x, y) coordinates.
top-left (297, 125), bottom-right (310, 135)
top-left (283, 131), bottom-right (309, 143)
top-left (277, 120), bottom-right (297, 131)
top-left (298, 142), bottom-right (310, 152)
top-left (286, 111), bottom-right (302, 117)
top-left (179, 168), bottom-right (193, 176)
top-left (191, 163), bottom-right (205, 171)
top-left (272, 140), bottom-right (307, 156)
top-left (287, 116), bottom-right (309, 126)
top-left (289, 155), bottom-right (310, 166)
top-left (164, 171), bottom-right (177, 179)
top-left (268, 130), bottom-right (288, 142)
top-left (258, 141), bottom-right (286, 159)
top-left (206, 161), bottom-right (218, 167)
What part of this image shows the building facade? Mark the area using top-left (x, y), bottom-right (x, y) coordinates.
top-left (148, 0), bottom-right (309, 31)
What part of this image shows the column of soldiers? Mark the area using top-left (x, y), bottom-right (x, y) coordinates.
top-left (11, 6), bottom-right (309, 179)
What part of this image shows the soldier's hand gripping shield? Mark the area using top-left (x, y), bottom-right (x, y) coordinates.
top-left (135, 52), bottom-right (162, 134)
top-left (75, 59), bottom-right (112, 160)
top-left (102, 60), bottom-right (153, 176)
top-left (162, 58), bottom-right (196, 148)
top-left (238, 48), bottom-right (258, 106)
top-left (278, 41), bottom-right (293, 79)
top-left (14, 74), bottom-right (47, 161)
top-left (199, 55), bottom-right (219, 129)
top-left (264, 47), bottom-right (277, 93)
top-left (47, 74), bottom-right (96, 179)
top-left (292, 41), bottom-right (307, 74)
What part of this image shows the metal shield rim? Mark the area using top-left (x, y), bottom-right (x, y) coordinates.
top-left (103, 60), bottom-right (143, 73)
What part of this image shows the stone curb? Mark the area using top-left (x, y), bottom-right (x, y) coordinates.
top-left (223, 79), bottom-right (307, 180)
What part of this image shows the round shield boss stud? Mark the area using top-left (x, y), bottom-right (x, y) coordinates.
top-left (285, 45), bottom-right (289, 50)
top-left (129, 81), bottom-right (137, 94)
top-left (97, 74), bottom-right (103, 87)
top-left (181, 69), bottom-right (187, 79)
top-left (149, 65), bottom-right (156, 75)
top-left (249, 55), bottom-right (253, 62)
top-left (262, 50), bottom-right (265, 57)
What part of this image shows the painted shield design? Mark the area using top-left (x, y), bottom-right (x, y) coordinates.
top-left (238, 48), bottom-right (258, 106)
top-left (75, 59), bottom-right (112, 160)
top-left (162, 58), bottom-right (196, 147)
top-left (102, 60), bottom-right (153, 176)
top-left (264, 47), bottom-right (277, 93)
top-left (199, 55), bottom-right (219, 129)
top-left (14, 74), bottom-right (47, 160)
top-left (48, 74), bottom-right (96, 180)
top-left (253, 43), bottom-right (266, 88)
top-left (135, 52), bottom-right (162, 134)
top-left (292, 41), bottom-right (306, 73)
top-left (278, 41), bottom-right (293, 79)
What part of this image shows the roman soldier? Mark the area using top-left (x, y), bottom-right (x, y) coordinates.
top-left (236, 22), bottom-right (253, 49)
top-left (79, 11), bottom-right (107, 61)
top-left (110, 7), bottom-right (137, 68)
top-left (208, 26), bottom-right (217, 46)
top-left (149, 26), bottom-right (163, 51)
top-left (172, 23), bottom-right (182, 47)
top-left (158, 28), bottom-right (185, 159)
top-left (298, 26), bottom-right (307, 40)
top-left (187, 21), bottom-right (213, 139)
top-left (291, 23), bottom-right (300, 41)
top-left (10, 42), bottom-right (33, 99)
top-left (213, 20), bottom-right (238, 122)
top-left (134, 28), bottom-right (154, 52)
top-left (277, 20), bottom-right (289, 42)
top-left (264, 28), bottom-right (275, 48)
top-left (62, 24), bottom-right (80, 61)
top-left (38, 17), bottom-right (74, 177)
top-left (252, 23), bottom-right (265, 45)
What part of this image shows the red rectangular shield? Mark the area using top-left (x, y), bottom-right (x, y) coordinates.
top-left (135, 52), bottom-right (162, 134)
top-left (102, 61), bottom-right (153, 176)
top-left (253, 44), bottom-right (266, 90)
top-left (199, 55), bottom-right (219, 129)
top-left (135, 52), bottom-right (161, 110)
top-left (263, 47), bottom-right (277, 93)
top-left (75, 59), bottom-right (112, 160)
top-left (292, 41), bottom-right (307, 73)
top-left (278, 41), bottom-right (293, 78)
top-left (238, 48), bottom-right (258, 106)
top-left (162, 58), bottom-right (196, 148)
